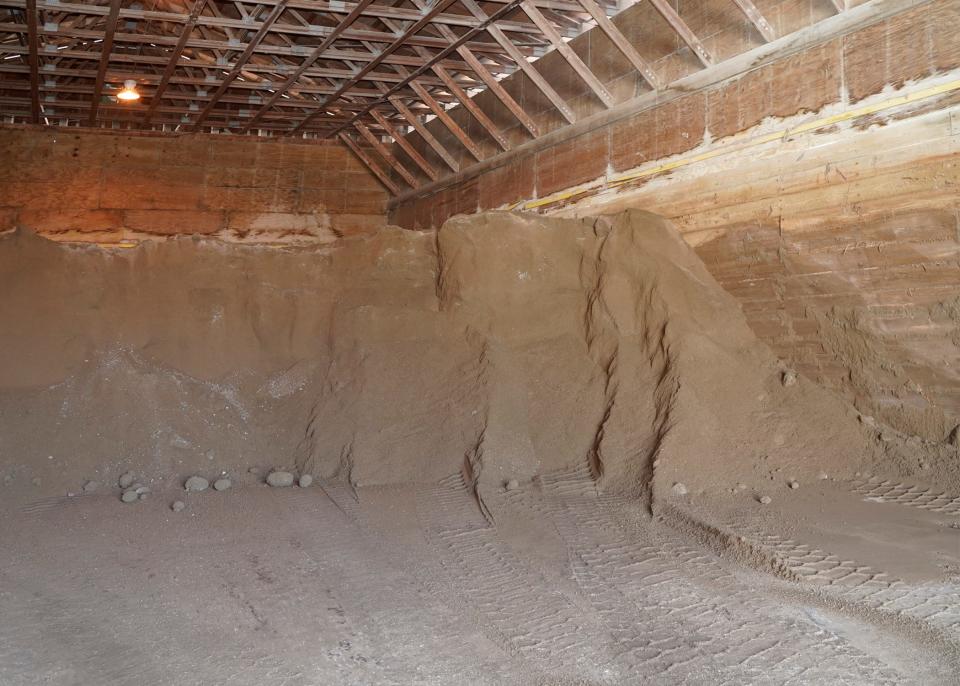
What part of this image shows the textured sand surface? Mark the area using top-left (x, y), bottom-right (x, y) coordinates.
top-left (1, 210), bottom-right (957, 683)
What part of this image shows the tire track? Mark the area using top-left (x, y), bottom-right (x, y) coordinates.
top-left (416, 473), bottom-right (621, 683)
top-left (849, 478), bottom-right (960, 516)
top-left (530, 469), bottom-right (909, 685)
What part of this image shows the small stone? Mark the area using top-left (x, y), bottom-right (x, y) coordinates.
top-left (737, 483), bottom-right (747, 490)
top-left (266, 471), bottom-right (295, 488)
top-left (248, 466), bottom-right (261, 475)
top-left (788, 481), bottom-right (800, 490)
top-left (672, 482), bottom-right (688, 496)
top-left (781, 370), bottom-right (797, 387)
top-left (118, 472), bottom-right (135, 489)
top-left (759, 495), bottom-right (772, 505)
top-left (138, 492), bottom-right (148, 501)
top-left (858, 414), bottom-right (877, 427)
top-left (879, 432), bottom-right (894, 443)
top-left (121, 489), bottom-right (139, 503)
top-left (171, 500), bottom-right (186, 512)
top-left (135, 485), bottom-right (150, 495)
top-left (83, 480), bottom-right (99, 493)
top-left (32, 477), bottom-right (41, 487)
top-left (298, 474), bottom-right (313, 488)
top-left (817, 472), bottom-right (829, 480)
top-left (184, 475), bottom-right (209, 492)
top-left (504, 479), bottom-right (519, 492)
top-left (213, 478), bottom-right (232, 491)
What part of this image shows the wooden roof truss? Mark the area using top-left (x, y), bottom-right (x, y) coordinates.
top-left (0, 0), bottom-right (848, 195)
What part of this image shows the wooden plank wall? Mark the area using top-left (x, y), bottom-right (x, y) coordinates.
top-left (0, 128), bottom-right (388, 244)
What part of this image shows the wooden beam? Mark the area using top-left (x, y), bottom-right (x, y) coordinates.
top-left (456, 47), bottom-right (540, 138)
top-left (520, 0), bottom-right (616, 109)
top-left (354, 121), bottom-right (418, 189)
top-left (12, 0), bottom-right (545, 46)
top-left (404, 0), bottom-right (539, 138)
top-left (370, 109), bottom-right (439, 182)
top-left (409, 81), bottom-right (484, 162)
top-left (367, 11), bottom-right (512, 151)
top-left (289, 0), bottom-right (459, 134)
top-left (575, 0), bottom-right (662, 90)
top-left (144, 0), bottom-right (206, 125)
top-left (191, 0), bottom-right (289, 129)
top-left (648, 0), bottom-right (714, 67)
top-left (338, 132), bottom-right (400, 195)
top-left (240, 0), bottom-right (375, 132)
top-left (389, 96), bottom-right (459, 174)
top-left (432, 65), bottom-right (510, 152)
top-left (24, 0), bottom-right (39, 123)
top-left (87, 0), bottom-right (122, 126)
top-left (460, 0), bottom-right (575, 123)
top-left (731, 0), bottom-right (777, 42)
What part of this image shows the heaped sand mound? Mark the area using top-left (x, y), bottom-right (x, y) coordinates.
top-left (1, 210), bottom-right (952, 503)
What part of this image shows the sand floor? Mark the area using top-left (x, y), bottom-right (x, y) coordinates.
top-left (1, 472), bottom-right (958, 685)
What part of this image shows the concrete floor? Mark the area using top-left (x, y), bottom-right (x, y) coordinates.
top-left (1, 472), bottom-right (957, 685)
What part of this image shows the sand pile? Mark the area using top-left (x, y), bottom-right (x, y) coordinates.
top-left (1, 210), bottom-right (954, 503)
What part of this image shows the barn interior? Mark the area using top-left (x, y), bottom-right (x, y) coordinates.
top-left (1, 0), bottom-right (959, 683)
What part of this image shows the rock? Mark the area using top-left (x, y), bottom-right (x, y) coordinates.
top-left (266, 471), bottom-right (295, 488)
top-left (121, 489), bottom-right (139, 503)
top-left (184, 475), bottom-right (209, 492)
top-left (737, 483), bottom-right (747, 490)
top-left (135, 485), bottom-right (150, 495)
top-left (138, 493), bottom-right (148, 501)
top-left (83, 480), bottom-right (99, 493)
top-left (817, 472), bottom-right (829, 480)
top-left (504, 479), bottom-right (519, 492)
top-left (781, 370), bottom-right (797, 387)
top-left (672, 482), bottom-right (688, 496)
top-left (171, 500), bottom-right (186, 512)
top-left (248, 466), bottom-right (261, 475)
top-left (858, 414), bottom-right (877, 427)
top-left (298, 474), bottom-right (313, 488)
top-left (759, 495), bottom-right (772, 505)
top-left (948, 425), bottom-right (959, 447)
top-left (31, 477), bottom-right (41, 487)
top-left (118, 472), bottom-right (135, 489)
top-left (213, 478), bottom-right (232, 491)
top-left (788, 480), bottom-right (800, 490)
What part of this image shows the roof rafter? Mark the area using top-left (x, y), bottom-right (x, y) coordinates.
top-left (86, 0), bottom-right (122, 126)
top-left (23, 0), bottom-right (38, 122)
top-left (143, 0), bottom-right (206, 125)
top-left (191, 0), bottom-right (289, 129)
top-left (338, 130), bottom-right (399, 195)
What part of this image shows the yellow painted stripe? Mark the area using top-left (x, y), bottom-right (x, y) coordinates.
top-left (513, 78), bottom-right (960, 211)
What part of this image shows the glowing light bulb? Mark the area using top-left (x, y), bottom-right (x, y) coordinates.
top-left (116, 79), bottom-right (140, 102)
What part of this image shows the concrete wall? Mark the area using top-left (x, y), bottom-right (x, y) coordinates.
top-left (0, 128), bottom-right (388, 244)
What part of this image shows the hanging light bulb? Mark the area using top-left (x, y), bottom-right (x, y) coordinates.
top-left (116, 79), bottom-right (140, 102)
